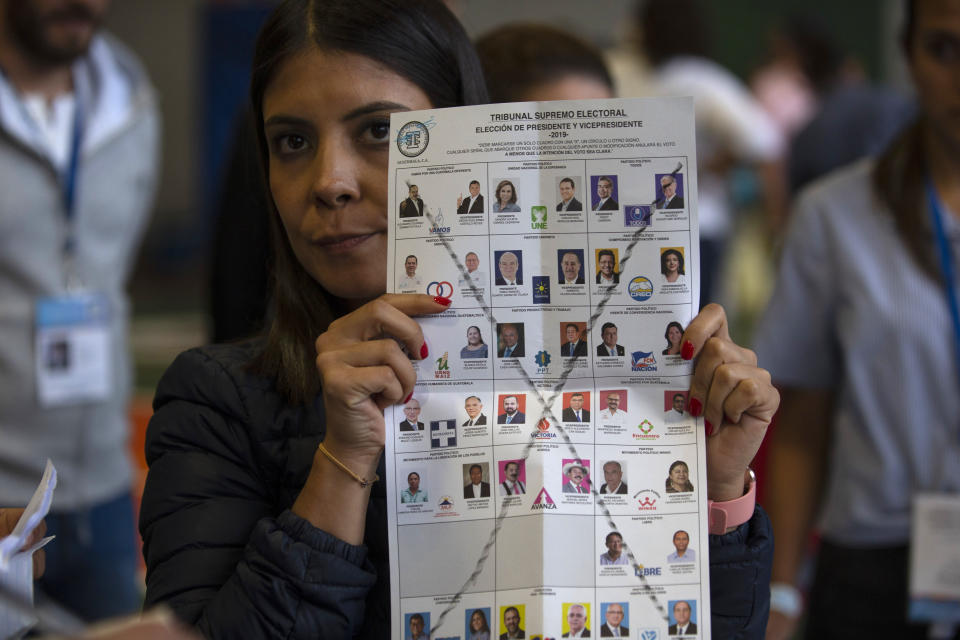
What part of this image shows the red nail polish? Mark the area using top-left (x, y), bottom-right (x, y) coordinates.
top-left (704, 419), bottom-right (713, 436)
top-left (419, 342), bottom-right (429, 359)
top-left (681, 340), bottom-right (695, 360)
top-left (689, 397), bottom-right (703, 416)
top-left (403, 392), bottom-right (413, 404)
top-left (434, 296), bottom-right (452, 306)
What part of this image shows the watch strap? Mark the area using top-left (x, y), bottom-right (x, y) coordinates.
top-left (707, 469), bottom-right (756, 535)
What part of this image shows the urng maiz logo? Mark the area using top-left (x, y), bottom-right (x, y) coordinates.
top-left (397, 120), bottom-right (429, 157)
top-left (434, 351), bottom-right (450, 379)
top-left (531, 487), bottom-right (557, 510)
top-left (631, 350), bottom-right (657, 372)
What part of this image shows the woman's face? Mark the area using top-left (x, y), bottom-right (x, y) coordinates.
top-left (668, 325), bottom-right (682, 346)
top-left (670, 464), bottom-right (688, 486)
top-left (467, 326), bottom-right (481, 345)
top-left (263, 49), bottom-right (432, 301)
top-left (665, 253), bottom-right (679, 273)
top-left (909, 0), bottom-right (960, 151)
top-left (498, 184), bottom-right (513, 203)
top-left (471, 611), bottom-right (483, 631)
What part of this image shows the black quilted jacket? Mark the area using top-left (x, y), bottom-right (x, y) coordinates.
top-left (139, 343), bottom-right (772, 639)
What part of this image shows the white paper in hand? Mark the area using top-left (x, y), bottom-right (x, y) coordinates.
top-left (0, 459), bottom-right (57, 639)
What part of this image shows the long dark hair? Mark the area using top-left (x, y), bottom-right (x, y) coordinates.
top-left (871, 0), bottom-right (941, 284)
top-left (249, 0), bottom-right (488, 403)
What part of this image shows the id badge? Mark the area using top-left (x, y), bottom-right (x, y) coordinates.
top-left (909, 493), bottom-right (960, 623)
top-left (34, 293), bottom-right (112, 407)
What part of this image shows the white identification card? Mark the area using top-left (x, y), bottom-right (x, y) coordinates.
top-left (909, 493), bottom-right (960, 623)
top-left (34, 293), bottom-right (112, 407)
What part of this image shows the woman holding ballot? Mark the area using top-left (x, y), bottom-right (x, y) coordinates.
top-left (139, 1), bottom-right (778, 638)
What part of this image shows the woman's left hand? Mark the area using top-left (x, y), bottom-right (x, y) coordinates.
top-left (681, 304), bottom-right (779, 502)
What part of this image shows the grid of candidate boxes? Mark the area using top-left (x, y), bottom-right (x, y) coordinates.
top-left (390, 154), bottom-right (705, 635)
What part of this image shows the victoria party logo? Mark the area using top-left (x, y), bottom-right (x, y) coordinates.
top-left (531, 206), bottom-right (548, 230)
top-left (533, 417), bottom-right (556, 440)
top-left (628, 276), bottom-right (653, 302)
top-left (631, 351), bottom-right (657, 372)
top-left (396, 120), bottom-right (429, 157)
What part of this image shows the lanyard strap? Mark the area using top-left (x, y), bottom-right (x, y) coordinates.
top-left (925, 177), bottom-right (960, 384)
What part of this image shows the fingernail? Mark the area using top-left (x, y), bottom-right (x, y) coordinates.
top-left (681, 340), bottom-right (695, 360)
top-left (689, 397), bottom-right (703, 417)
top-left (403, 392), bottom-right (413, 404)
top-left (704, 419), bottom-right (713, 436)
top-left (419, 343), bottom-right (429, 359)
top-left (434, 296), bottom-right (452, 306)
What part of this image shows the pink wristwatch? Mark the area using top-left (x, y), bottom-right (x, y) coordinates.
top-left (707, 468), bottom-right (756, 535)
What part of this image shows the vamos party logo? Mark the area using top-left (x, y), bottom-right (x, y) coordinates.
top-left (428, 210), bottom-right (451, 234)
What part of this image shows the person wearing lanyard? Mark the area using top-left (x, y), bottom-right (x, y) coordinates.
top-left (756, 0), bottom-right (960, 637)
top-left (0, 0), bottom-right (160, 622)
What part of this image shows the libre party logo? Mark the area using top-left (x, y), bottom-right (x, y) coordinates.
top-left (628, 276), bottom-right (653, 302)
top-left (397, 120), bottom-right (429, 157)
top-left (531, 487), bottom-right (557, 510)
top-left (631, 351), bottom-right (657, 372)
top-left (531, 206), bottom-right (548, 230)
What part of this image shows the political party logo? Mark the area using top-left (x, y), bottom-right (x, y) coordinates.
top-left (639, 630), bottom-right (660, 640)
top-left (531, 487), bottom-right (557, 510)
top-left (628, 276), bottom-right (653, 302)
top-left (428, 210), bottom-right (451, 234)
top-left (532, 417), bottom-right (556, 440)
top-left (434, 352), bottom-right (450, 379)
top-left (534, 349), bottom-right (551, 374)
top-left (427, 281), bottom-right (453, 297)
top-left (625, 204), bottom-right (652, 227)
top-left (397, 120), bottom-right (429, 157)
top-left (430, 419), bottom-right (457, 448)
top-left (634, 564), bottom-right (663, 577)
top-left (634, 489), bottom-right (660, 511)
top-left (531, 206), bottom-right (548, 230)
top-left (632, 418), bottom-right (660, 441)
top-left (631, 351), bottom-right (657, 372)
top-left (532, 276), bottom-right (551, 304)
top-left (438, 495), bottom-right (455, 511)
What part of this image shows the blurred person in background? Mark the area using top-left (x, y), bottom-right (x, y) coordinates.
top-left (475, 22), bottom-right (614, 103)
top-left (0, 0), bottom-right (159, 622)
top-left (635, 0), bottom-right (787, 306)
top-left (753, 15), bottom-right (915, 195)
top-left (756, 0), bottom-right (960, 637)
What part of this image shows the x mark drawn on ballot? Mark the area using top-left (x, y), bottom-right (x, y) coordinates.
top-left (412, 162), bottom-right (684, 634)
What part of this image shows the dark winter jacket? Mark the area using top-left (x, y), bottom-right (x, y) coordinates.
top-left (139, 343), bottom-right (772, 639)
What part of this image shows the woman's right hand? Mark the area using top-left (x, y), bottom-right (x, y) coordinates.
top-left (313, 294), bottom-right (450, 471)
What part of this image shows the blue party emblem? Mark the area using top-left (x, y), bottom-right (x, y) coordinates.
top-left (532, 276), bottom-right (551, 303)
